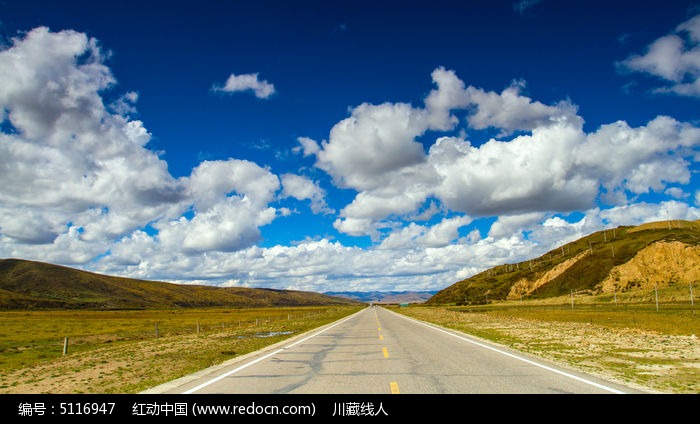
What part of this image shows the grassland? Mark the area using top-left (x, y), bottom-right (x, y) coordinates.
top-left (0, 305), bottom-right (363, 394)
top-left (1, 299), bottom-right (697, 394)
top-left (391, 298), bottom-right (699, 394)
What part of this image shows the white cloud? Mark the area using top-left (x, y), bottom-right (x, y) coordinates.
top-left (464, 80), bottom-right (582, 136)
top-left (378, 215), bottom-right (472, 250)
top-left (619, 14), bottom-right (700, 97)
top-left (313, 69), bottom-right (586, 235)
top-left (429, 124), bottom-right (599, 216)
top-left (213, 72), bottom-right (276, 99)
top-left (576, 116), bottom-right (700, 200)
top-left (281, 173), bottom-right (333, 214)
top-left (423, 67), bottom-right (470, 130)
top-left (91, 234), bottom-right (534, 293)
top-left (110, 91), bottom-right (139, 115)
top-left (307, 67), bottom-right (700, 239)
top-left (0, 28), bottom-right (285, 264)
top-left (2, 28), bottom-right (699, 295)
top-left (332, 217), bottom-right (376, 238)
top-left (0, 27), bottom-right (188, 250)
top-left (188, 159), bottom-right (279, 210)
top-left (488, 212), bottom-right (546, 239)
top-left (294, 136), bottom-right (320, 157)
top-left (315, 101), bottom-right (429, 190)
top-left (156, 198), bottom-right (277, 253)
top-left (665, 187), bottom-right (687, 199)
top-left (599, 200), bottom-right (700, 225)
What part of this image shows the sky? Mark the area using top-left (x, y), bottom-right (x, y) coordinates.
top-left (1, 0), bottom-right (699, 293)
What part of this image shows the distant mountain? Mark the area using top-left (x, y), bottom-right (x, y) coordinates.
top-left (0, 258), bottom-right (362, 310)
top-left (428, 219), bottom-right (700, 305)
top-left (324, 291), bottom-right (437, 304)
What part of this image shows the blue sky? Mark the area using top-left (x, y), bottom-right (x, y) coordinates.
top-left (1, 0), bottom-right (699, 293)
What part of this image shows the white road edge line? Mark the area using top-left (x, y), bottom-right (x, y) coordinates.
top-left (391, 309), bottom-right (626, 394)
top-left (182, 311), bottom-right (360, 394)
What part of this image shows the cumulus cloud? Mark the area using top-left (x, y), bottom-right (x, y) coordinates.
top-left (305, 69), bottom-right (603, 237)
top-left (665, 187), bottom-right (687, 199)
top-left (599, 200), bottom-right (700, 225)
top-left (488, 212), bottom-right (546, 239)
top-left (281, 173), bottom-right (333, 214)
top-left (315, 101), bottom-right (429, 190)
top-left (213, 72), bottom-right (276, 99)
top-left (0, 27), bottom-right (285, 265)
top-left (110, 91), bottom-right (139, 115)
top-left (92, 234), bottom-right (532, 293)
top-left (463, 80), bottom-right (582, 136)
top-left (188, 159), bottom-right (279, 210)
top-left (619, 13), bottom-right (700, 97)
top-left (156, 198), bottom-right (277, 253)
top-left (306, 68), bottom-right (700, 238)
top-left (293, 136), bottom-right (320, 157)
top-left (0, 27), bottom-right (188, 251)
top-left (575, 116), bottom-right (700, 200)
top-left (430, 126), bottom-right (598, 216)
top-left (2, 27), bottom-right (699, 294)
top-left (378, 215), bottom-right (472, 250)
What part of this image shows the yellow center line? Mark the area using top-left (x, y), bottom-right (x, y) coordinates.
top-left (382, 347), bottom-right (389, 358)
top-left (390, 382), bottom-right (400, 394)
top-left (379, 334), bottom-right (383, 340)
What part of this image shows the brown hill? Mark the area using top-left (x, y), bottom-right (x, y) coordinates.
top-left (428, 219), bottom-right (700, 305)
top-left (0, 258), bottom-right (361, 310)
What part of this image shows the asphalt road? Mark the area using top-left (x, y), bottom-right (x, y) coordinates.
top-left (144, 306), bottom-right (646, 394)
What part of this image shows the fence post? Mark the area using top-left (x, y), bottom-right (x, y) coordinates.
top-left (690, 282), bottom-right (694, 306)
top-left (63, 337), bottom-right (69, 355)
top-left (155, 323), bottom-right (159, 339)
top-left (570, 289), bottom-right (574, 309)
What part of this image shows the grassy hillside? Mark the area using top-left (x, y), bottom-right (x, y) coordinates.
top-left (428, 220), bottom-right (700, 305)
top-left (0, 258), bottom-right (361, 310)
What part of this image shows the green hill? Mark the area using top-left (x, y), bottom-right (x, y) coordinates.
top-left (427, 220), bottom-right (700, 305)
top-left (0, 258), bottom-right (361, 310)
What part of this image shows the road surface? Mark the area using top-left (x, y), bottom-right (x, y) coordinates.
top-left (144, 306), bottom-right (645, 394)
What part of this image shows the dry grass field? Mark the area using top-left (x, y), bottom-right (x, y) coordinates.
top-left (1, 298), bottom-right (697, 394)
top-left (0, 306), bottom-right (363, 394)
top-left (392, 302), bottom-right (699, 394)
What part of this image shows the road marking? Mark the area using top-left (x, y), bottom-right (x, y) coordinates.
top-left (390, 381), bottom-right (400, 394)
top-left (382, 347), bottom-right (389, 358)
top-left (379, 334), bottom-right (384, 340)
top-left (181, 311), bottom-right (361, 394)
top-left (391, 310), bottom-right (627, 394)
